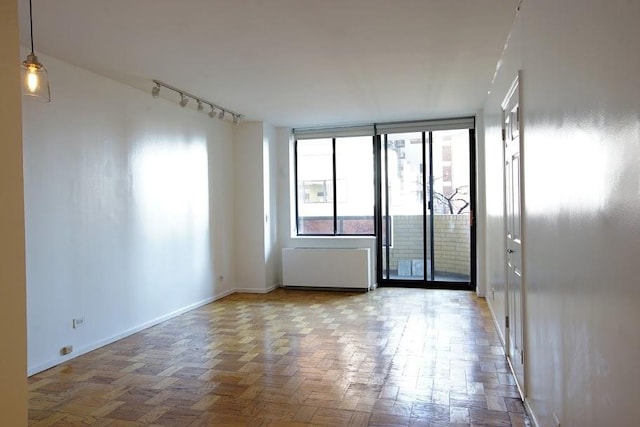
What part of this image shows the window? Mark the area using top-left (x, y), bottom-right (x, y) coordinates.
top-left (303, 180), bottom-right (331, 203)
top-left (442, 145), bottom-right (452, 161)
top-left (442, 165), bottom-right (452, 181)
top-left (295, 136), bottom-right (374, 235)
top-left (296, 138), bottom-right (333, 234)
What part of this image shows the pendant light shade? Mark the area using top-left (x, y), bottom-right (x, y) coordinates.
top-left (21, 53), bottom-right (50, 102)
top-left (22, 0), bottom-right (50, 102)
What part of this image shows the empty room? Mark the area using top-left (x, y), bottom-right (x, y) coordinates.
top-left (2, 0), bottom-right (639, 426)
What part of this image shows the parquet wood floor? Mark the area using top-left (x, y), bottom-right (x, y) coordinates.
top-left (28, 288), bottom-right (532, 426)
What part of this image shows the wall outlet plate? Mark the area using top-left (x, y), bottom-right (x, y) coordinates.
top-left (73, 316), bottom-right (85, 328)
top-left (60, 345), bottom-right (73, 356)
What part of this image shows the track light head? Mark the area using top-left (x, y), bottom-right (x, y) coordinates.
top-left (218, 110), bottom-right (225, 120)
top-left (179, 94), bottom-right (188, 108)
top-left (151, 83), bottom-right (160, 98)
top-left (233, 114), bottom-right (240, 125)
top-left (197, 100), bottom-right (204, 112)
top-left (208, 106), bottom-right (216, 118)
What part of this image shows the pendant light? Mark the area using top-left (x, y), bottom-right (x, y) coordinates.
top-left (21, 0), bottom-right (50, 102)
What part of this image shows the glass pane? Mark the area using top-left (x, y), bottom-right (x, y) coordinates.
top-left (335, 136), bottom-right (374, 235)
top-left (432, 129), bottom-right (471, 282)
top-left (385, 132), bottom-right (425, 281)
top-left (296, 138), bottom-right (333, 234)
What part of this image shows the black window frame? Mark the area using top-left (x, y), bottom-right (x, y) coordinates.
top-left (294, 136), bottom-right (376, 237)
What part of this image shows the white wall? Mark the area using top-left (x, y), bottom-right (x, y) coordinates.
top-left (233, 121), bottom-right (281, 292)
top-left (234, 122), bottom-right (266, 291)
top-left (276, 128), bottom-right (377, 284)
top-left (23, 53), bottom-right (235, 374)
top-left (0, 1), bottom-right (28, 424)
top-left (483, 1), bottom-right (640, 425)
top-left (263, 123), bottom-right (280, 288)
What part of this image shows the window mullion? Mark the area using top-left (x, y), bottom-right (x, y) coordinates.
top-left (332, 137), bottom-right (337, 235)
top-left (428, 131), bottom-right (435, 281)
top-left (294, 140), bottom-right (300, 234)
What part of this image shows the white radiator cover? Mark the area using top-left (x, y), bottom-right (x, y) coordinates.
top-left (282, 248), bottom-right (372, 290)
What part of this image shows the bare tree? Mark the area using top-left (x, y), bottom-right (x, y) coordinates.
top-left (433, 186), bottom-right (470, 214)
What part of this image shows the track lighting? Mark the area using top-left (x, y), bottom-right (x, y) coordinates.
top-left (150, 80), bottom-right (243, 123)
top-left (179, 94), bottom-right (188, 108)
top-left (21, 0), bottom-right (50, 102)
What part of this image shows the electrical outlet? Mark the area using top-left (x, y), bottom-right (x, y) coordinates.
top-left (73, 316), bottom-right (85, 329)
top-left (60, 345), bottom-right (73, 355)
top-left (553, 412), bottom-right (561, 427)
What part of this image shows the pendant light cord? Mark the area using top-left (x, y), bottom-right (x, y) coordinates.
top-left (29, 0), bottom-right (35, 54)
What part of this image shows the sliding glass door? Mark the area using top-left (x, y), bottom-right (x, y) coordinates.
top-left (378, 127), bottom-right (475, 289)
top-left (381, 132), bottom-right (429, 282)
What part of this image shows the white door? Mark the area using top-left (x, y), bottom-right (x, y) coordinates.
top-left (503, 74), bottom-right (525, 395)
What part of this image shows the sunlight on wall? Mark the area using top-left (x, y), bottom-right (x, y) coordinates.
top-left (132, 137), bottom-right (210, 239)
top-left (129, 135), bottom-right (212, 305)
top-left (526, 122), bottom-right (608, 217)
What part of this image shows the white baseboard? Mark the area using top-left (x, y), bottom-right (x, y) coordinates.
top-left (235, 283), bottom-right (280, 294)
top-left (28, 285), bottom-right (282, 376)
top-left (28, 294), bottom-right (225, 376)
top-left (524, 398), bottom-right (540, 427)
top-left (485, 295), bottom-right (506, 347)
top-left (212, 288), bottom-right (236, 300)
top-left (484, 296), bottom-right (539, 426)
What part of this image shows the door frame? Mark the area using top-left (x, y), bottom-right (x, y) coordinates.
top-left (502, 71), bottom-right (526, 398)
top-left (375, 128), bottom-right (477, 291)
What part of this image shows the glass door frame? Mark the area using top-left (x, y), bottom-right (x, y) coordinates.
top-left (375, 129), bottom-right (477, 290)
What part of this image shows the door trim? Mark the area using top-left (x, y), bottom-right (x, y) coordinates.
top-left (502, 70), bottom-right (526, 398)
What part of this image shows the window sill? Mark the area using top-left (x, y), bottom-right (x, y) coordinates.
top-left (290, 235), bottom-right (375, 241)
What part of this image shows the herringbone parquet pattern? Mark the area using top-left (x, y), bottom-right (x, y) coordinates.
top-left (28, 288), bottom-right (531, 426)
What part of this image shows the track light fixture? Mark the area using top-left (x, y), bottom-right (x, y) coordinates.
top-left (151, 80), bottom-right (243, 123)
top-left (179, 93), bottom-right (188, 108)
top-left (21, 0), bottom-right (50, 102)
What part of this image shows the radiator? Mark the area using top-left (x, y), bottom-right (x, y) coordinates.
top-left (282, 247), bottom-right (372, 290)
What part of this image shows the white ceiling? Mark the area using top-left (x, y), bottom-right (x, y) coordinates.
top-left (19, 0), bottom-right (516, 128)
